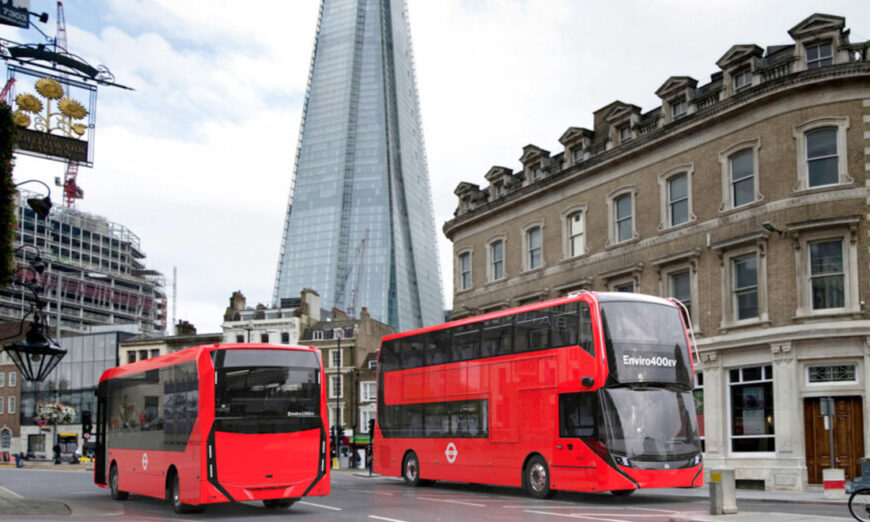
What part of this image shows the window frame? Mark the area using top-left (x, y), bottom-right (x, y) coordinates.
top-left (487, 236), bottom-right (506, 282)
top-left (330, 348), bottom-right (342, 369)
top-left (792, 223), bottom-right (860, 318)
top-left (733, 69), bottom-right (752, 91)
top-left (718, 139), bottom-right (762, 212)
top-left (805, 40), bottom-right (833, 69)
top-left (360, 381), bottom-right (377, 402)
top-left (671, 98), bottom-right (687, 119)
top-left (618, 125), bottom-right (632, 144)
top-left (727, 365), bottom-right (775, 456)
top-left (658, 165), bottom-right (695, 230)
top-left (328, 374), bottom-right (343, 399)
top-left (522, 222), bottom-right (544, 272)
top-left (717, 239), bottom-right (769, 330)
top-left (805, 362), bottom-right (858, 387)
top-left (606, 187), bottom-right (638, 246)
top-left (0, 372), bottom-right (4, 387)
top-left (7, 396), bottom-right (14, 414)
top-left (457, 249), bottom-right (472, 291)
top-left (561, 205), bottom-right (587, 259)
top-left (792, 117), bottom-right (851, 192)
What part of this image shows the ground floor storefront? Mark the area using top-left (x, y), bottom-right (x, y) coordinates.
top-left (696, 326), bottom-right (869, 491)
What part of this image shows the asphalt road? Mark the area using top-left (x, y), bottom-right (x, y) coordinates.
top-left (0, 467), bottom-right (854, 521)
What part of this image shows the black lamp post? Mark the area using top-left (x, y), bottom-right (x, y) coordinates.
top-left (3, 246), bottom-right (66, 382)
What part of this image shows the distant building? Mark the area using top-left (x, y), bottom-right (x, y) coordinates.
top-left (221, 288), bottom-right (326, 345)
top-left (118, 320), bottom-right (223, 365)
top-left (444, 14), bottom-right (870, 491)
top-left (300, 307), bottom-right (393, 468)
top-left (18, 329), bottom-right (134, 459)
top-left (2, 191), bottom-right (167, 334)
top-left (0, 324), bottom-right (22, 457)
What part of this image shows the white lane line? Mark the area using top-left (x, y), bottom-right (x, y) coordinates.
top-left (525, 510), bottom-right (629, 521)
top-left (625, 506), bottom-right (681, 513)
top-left (369, 516), bottom-right (410, 522)
top-left (419, 495), bottom-right (486, 507)
top-left (0, 485), bottom-right (23, 498)
top-left (349, 488), bottom-right (395, 496)
top-left (298, 501), bottom-right (343, 511)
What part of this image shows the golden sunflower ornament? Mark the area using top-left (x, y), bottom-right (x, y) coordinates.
top-left (35, 78), bottom-right (64, 100)
top-left (71, 124), bottom-right (87, 136)
top-left (15, 93), bottom-right (42, 113)
top-left (58, 98), bottom-right (88, 120)
top-left (12, 111), bottom-right (31, 127)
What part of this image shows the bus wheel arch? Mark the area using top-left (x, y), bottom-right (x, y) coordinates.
top-left (167, 466), bottom-right (205, 514)
top-left (402, 450), bottom-right (421, 486)
top-left (522, 453), bottom-right (555, 499)
top-left (164, 466), bottom-right (178, 502)
top-left (109, 461), bottom-right (129, 501)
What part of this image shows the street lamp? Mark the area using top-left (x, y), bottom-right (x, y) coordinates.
top-left (14, 179), bottom-right (53, 218)
top-left (3, 247), bottom-right (66, 382)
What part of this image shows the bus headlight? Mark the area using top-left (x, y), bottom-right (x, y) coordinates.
top-left (691, 453), bottom-right (702, 466)
top-left (614, 455), bottom-right (630, 467)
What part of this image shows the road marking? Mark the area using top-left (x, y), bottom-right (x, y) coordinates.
top-left (419, 496), bottom-right (486, 507)
top-left (349, 488), bottom-right (395, 495)
top-left (369, 516), bottom-right (410, 522)
top-left (298, 501), bottom-right (342, 511)
top-left (525, 510), bottom-right (675, 520)
top-left (0, 485), bottom-right (23, 499)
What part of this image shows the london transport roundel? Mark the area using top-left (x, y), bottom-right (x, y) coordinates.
top-left (142, 452), bottom-right (149, 471)
top-left (445, 442), bottom-right (457, 464)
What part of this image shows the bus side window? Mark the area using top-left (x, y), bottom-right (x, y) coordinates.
top-left (578, 302), bottom-right (594, 357)
top-left (404, 339), bottom-right (424, 369)
top-left (425, 331), bottom-right (450, 366)
top-left (551, 303), bottom-right (579, 348)
top-left (559, 392), bottom-right (597, 438)
top-left (380, 341), bottom-right (398, 372)
top-left (515, 310), bottom-right (549, 352)
top-left (482, 317), bottom-right (512, 357)
top-left (452, 324), bottom-right (480, 362)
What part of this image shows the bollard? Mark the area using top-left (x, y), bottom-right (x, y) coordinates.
top-left (708, 468), bottom-right (738, 515)
top-left (822, 468), bottom-right (845, 499)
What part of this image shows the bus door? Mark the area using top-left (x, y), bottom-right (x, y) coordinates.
top-left (95, 382), bottom-right (107, 485)
top-left (554, 392), bottom-right (602, 475)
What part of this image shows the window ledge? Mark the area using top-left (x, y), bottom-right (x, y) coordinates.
top-left (793, 309), bottom-right (862, 323)
top-left (658, 218), bottom-right (697, 233)
top-left (719, 318), bottom-right (772, 334)
top-left (718, 198), bottom-right (764, 217)
top-left (455, 287), bottom-right (474, 296)
top-left (791, 181), bottom-right (855, 196)
top-left (605, 236), bottom-right (641, 250)
top-left (559, 253), bottom-right (590, 265)
top-left (522, 265), bottom-right (546, 275)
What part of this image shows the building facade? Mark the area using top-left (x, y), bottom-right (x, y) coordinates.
top-left (0, 332), bottom-right (21, 457)
top-left (300, 307), bottom-right (393, 467)
top-left (119, 323), bottom-right (223, 365)
top-left (444, 14), bottom-right (870, 491)
top-left (18, 329), bottom-right (134, 459)
top-left (221, 289), bottom-right (325, 345)
top-left (273, 0), bottom-right (444, 332)
top-left (2, 192), bottom-right (167, 334)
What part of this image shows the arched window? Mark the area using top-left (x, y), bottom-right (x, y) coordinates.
top-left (0, 428), bottom-right (11, 449)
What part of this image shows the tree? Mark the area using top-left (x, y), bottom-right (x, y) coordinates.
top-left (0, 101), bottom-right (18, 285)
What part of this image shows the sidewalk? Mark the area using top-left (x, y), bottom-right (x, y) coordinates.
top-left (0, 460), bottom-right (92, 472)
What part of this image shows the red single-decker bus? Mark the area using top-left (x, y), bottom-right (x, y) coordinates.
top-left (373, 292), bottom-right (701, 498)
top-left (94, 343), bottom-right (330, 513)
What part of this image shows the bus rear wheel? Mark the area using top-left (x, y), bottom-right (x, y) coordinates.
top-left (263, 499), bottom-right (297, 509)
top-left (611, 489), bottom-right (636, 496)
top-left (403, 451), bottom-right (421, 486)
top-left (170, 473), bottom-right (205, 514)
top-left (109, 463), bottom-right (129, 501)
top-left (524, 455), bottom-right (555, 499)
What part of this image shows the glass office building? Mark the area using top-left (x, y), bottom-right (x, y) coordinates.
top-left (274, 0), bottom-right (443, 332)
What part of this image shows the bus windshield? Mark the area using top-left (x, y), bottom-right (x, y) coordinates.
top-left (214, 349), bottom-right (321, 434)
top-left (600, 301), bottom-right (691, 388)
top-left (600, 387), bottom-right (700, 462)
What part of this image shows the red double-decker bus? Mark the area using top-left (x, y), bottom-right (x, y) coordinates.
top-left (373, 292), bottom-right (701, 498)
top-left (94, 343), bottom-right (329, 513)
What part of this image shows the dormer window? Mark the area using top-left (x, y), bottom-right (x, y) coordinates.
top-left (672, 99), bottom-right (687, 119)
top-left (494, 182), bottom-right (505, 197)
top-left (806, 41), bottom-right (833, 69)
top-left (734, 69), bottom-right (752, 91)
top-left (618, 125), bottom-right (632, 144)
top-left (532, 166), bottom-right (543, 180)
top-left (572, 147), bottom-right (584, 163)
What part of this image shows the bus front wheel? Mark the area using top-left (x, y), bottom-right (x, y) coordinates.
top-left (263, 499), bottom-right (297, 509)
top-left (403, 451), bottom-right (421, 486)
top-left (109, 463), bottom-right (129, 501)
top-left (524, 455), bottom-right (555, 499)
top-left (611, 489), bottom-right (636, 496)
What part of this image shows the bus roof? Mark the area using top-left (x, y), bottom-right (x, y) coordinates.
top-left (98, 343), bottom-right (318, 383)
top-left (382, 291), bottom-right (678, 342)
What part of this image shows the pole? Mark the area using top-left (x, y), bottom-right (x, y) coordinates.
top-left (56, 272), bottom-right (61, 345)
top-left (335, 335), bottom-right (341, 468)
top-left (828, 398), bottom-right (835, 469)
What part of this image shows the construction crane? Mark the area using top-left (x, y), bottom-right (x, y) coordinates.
top-left (55, 1), bottom-right (83, 208)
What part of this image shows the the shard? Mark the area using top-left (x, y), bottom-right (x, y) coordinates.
top-left (273, 0), bottom-right (444, 331)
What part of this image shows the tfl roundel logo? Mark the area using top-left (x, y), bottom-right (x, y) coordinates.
top-left (445, 442), bottom-right (458, 464)
top-left (142, 452), bottom-right (149, 471)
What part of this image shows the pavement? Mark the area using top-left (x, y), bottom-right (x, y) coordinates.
top-left (0, 465), bottom-right (856, 520)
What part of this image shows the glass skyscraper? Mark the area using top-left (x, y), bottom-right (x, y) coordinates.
top-left (273, 0), bottom-right (443, 332)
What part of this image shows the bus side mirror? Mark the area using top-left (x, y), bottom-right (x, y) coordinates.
top-left (581, 376), bottom-right (594, 387)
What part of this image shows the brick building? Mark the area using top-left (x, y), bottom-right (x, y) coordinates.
top-left (300, 307), bottom-right (392, 468)
top-left (444, 14), bottom-right (870, 491)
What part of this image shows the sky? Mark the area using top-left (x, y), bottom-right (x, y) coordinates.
top-left (3, 0), bottom-right (869, 334)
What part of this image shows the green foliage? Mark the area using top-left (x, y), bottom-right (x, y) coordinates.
top-left (0, 102), bottom-right (18, 285)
